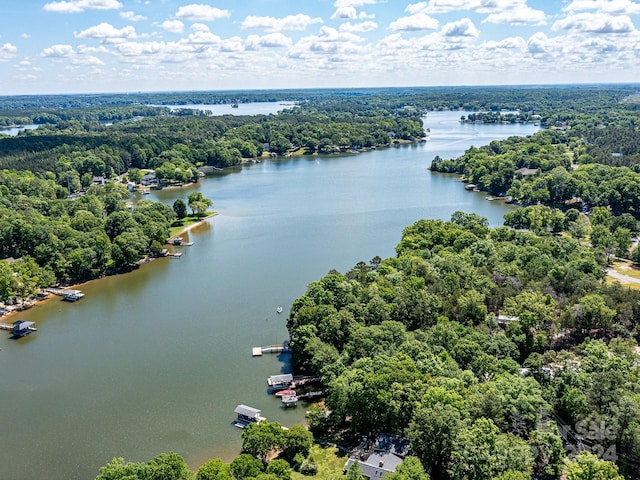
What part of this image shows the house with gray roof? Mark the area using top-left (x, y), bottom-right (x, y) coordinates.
top-left (344, 434), bottom-right (410, 479)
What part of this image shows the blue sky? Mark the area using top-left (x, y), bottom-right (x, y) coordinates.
top-left (1, 1), bottom-right (639, 94)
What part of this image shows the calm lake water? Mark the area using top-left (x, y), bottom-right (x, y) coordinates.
top-left (0, 124), bottom-right (40, 136)
top-left (0, 103), bottom-right (286, 138)
top-left (0, 112), bottom-right (538, 480)
top-left (151, 102), bottom-right (290, 116)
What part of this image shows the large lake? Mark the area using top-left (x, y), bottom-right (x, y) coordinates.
top-left (0, 102), bottom-right (287, 137)
top-left (151, 102), bottom-right (290, 116)
top-left (0, 112), bottom-right (538, 480)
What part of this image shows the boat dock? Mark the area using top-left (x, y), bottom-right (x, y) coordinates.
top-left (45, 288), bottom-right (85, 301)
top-left (291, 376), bottom-right (321, 388)
top-left (1, 320), bottom-right (37, 337)
top-left (252, 343), bottom-right (291, 356)
top-left (167, 237), bottom-right (194, 246)
top-left (266, 374), bottom-right (322, 391)
top-left (298, 391), bottom-right (324, 400)
top-left (234, 404), bottom-right (266, 428)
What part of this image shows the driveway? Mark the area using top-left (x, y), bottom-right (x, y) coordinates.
top-left (607, 268), bottom-right (640, 284)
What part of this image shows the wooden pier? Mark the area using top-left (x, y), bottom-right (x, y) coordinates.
top-left (291, 376), bottom-right (321, 388)
top-left (252, 344), bottom-right (291, 356)
top-left (45, 287), bottom-right (85, 301)
top-left (298, 391), bottom-right (324, 400)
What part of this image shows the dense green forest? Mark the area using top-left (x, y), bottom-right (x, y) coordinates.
top-left (286, 212), bottom-right (638, 479)
top-left (0, 105), bottom-right (423, 179)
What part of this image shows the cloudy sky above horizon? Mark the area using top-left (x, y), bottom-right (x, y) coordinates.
top-left (1, 0), bottom-right (640, 95)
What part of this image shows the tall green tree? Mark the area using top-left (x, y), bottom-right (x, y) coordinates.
top-left (173, 198), bottom-right (188, 219)
top-left (563, 451), bottom-right (623, 480)
top-left (187, 191), bottom-right (213, 215)
top-left (241, 422), bottom-right (285, 464)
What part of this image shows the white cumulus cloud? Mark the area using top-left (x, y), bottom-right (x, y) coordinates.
top-left (563, 0), bottom-right (640, 15)
top-left (441, 18), bottom-right (479, 38)
top-left (389, 13), bottom-right (439, 31)
top-left (191, 23), bottom-right (210, 32)
top-left (483, 5), bottom-right (547, 25)
top-left (161, 20), bottom-right (185, 33)
top-left (41, 44), bottom-right (74, 57)
top-left (340, 21), bottom-right (378, 32)
top-left (74, 22), bottom-right (137, 42)
top-left (43, 0), bottom-right (122, 13)
top-left (332, 7), bottom-right (358, 19)
top-left (552, 12), bottom-right (635, 33)
top-left (72, 55), bottom-right (104, 65)
top-left (0, 43), bottom-right (18, 61)
top-left (183, 31), bottom-right (222, 45)
top-left (175, 4), bottom-right (230, 22)
top-left (333, 0), bottom-right (378, 6)
top-left (242, 14), bottom-right (322, 32)
top-left (331, 6), bottom-right (375, 19)
top-left (406, 0), bottom-right (480, 14)
top-left (120, 11), bottom-right (146, 22)
top-left (527, 32), bottom-right (557, 57)
top-left (246, 33), bottom-right (292, 49)
top-left (221, 37), bottom-right (245, 52)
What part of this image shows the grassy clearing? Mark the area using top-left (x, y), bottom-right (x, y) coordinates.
top-left (168, 212), bottom-right (215, 238)
top-left (291, 444), bottom-right (347, 480)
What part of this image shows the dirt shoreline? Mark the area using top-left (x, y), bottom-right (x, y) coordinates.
top-left (0, 213), bottom-right (218, 322)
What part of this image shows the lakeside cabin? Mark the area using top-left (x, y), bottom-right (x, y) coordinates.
top-left (267, 373), bottom-right (293, 391)
top-left (234, 404), bottom-right (265, 428)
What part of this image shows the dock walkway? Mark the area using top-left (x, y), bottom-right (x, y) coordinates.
top-left (43, 287), bottom-right (85, 302)
top-left (252, 344), bottom-right (291, 356)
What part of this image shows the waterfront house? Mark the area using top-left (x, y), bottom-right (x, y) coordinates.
top-left (344, 434), bottom-right (410, 479)
top-left (141, 172), bottom-right (159, 187)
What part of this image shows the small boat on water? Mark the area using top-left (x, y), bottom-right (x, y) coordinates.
top-left (275, 389), bottom-right (296, 397)
top-left (276, 306), bottom-right (283, 314)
